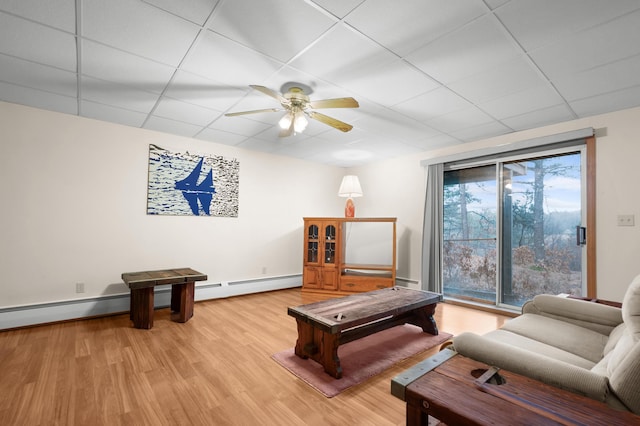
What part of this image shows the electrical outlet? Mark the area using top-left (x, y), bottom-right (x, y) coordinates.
top-left (75, 282), bottom-right (85, 293)
top-left (617, 215), bottom-right (635, 226)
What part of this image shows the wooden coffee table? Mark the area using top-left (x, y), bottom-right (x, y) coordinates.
top-left (121, 267), bottom-right (207, 329)
top-left (288, 287), bottom-right (442, 378)
top-left (391, 349), bottom-right (640, 425)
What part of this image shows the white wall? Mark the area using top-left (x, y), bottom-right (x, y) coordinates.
top-left (2, 100), bottom-right (639, 318)
top-left (358, 106), bottom-right (640, 302)
top-left (0, 102), bottom-right (345, 309)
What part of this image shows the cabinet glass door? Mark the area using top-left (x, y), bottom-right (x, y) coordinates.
top-left (307, 224), bottom-right (318, 263)
top-left (324, 225), bottom-right (336, 264)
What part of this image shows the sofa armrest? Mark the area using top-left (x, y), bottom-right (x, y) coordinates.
top-left (453, 332), bottom-right (610, 402)
top-left (522, 294), bottom-right (623, 334)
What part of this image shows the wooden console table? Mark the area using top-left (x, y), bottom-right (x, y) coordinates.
top-left (288, 287), bottom-right (442, 378)
top-left (121, 267), bottom-right (207, 329)
top-left (391, 349), bottom-right (640, 425)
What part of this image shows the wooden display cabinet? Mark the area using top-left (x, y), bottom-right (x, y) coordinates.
top-left (303, 219), bottom-right (339, 291)
top-left (302, 217), bottom-right (396, 295)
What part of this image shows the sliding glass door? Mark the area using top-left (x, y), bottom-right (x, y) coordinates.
top-left (442, 148), bottom-right (585, 308)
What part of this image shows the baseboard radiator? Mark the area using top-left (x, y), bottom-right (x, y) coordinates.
top-left (0, 274), bottom-right (302, 330)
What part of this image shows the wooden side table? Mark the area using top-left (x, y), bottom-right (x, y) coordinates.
top-left (391, 349), bottom-right (640, 425)
top-left (121, 267), bottom-right (207, 329)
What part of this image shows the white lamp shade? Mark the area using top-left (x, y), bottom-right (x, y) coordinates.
top-left (293, 111), bottom-right (308, 132)
top-left (338, 175), bottom-right (363, 198)
top-left (278, 113), bottom-right (292, 129)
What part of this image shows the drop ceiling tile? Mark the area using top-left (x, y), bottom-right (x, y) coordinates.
top-left (236, 136), bottom-right (280, 153)
top-left (496, 0), bottom-right (640, 51)
top-left (479, 83), bottom-right (565, 120)
top-left (80, 100), bottom-right (148, 127)
top-left (392, 87), bottom-right (472, 122)
top-left (207, 114), bottom-right (272, 137)
top-left (80, 76), bottom-right (161, 113)
top-left (312, 126), bottom-right (364, 146)
top-left (530, 9), bottom-right (640, 80)
top-left (153, 97), bottom-right (220, 126)
top-left (207, 0), bottom-right (336, 63)
top-left (570, 85), bottom-right (640, 117)
top-left (355, 138), bottom-right (422, 158)
top-left (448, 55), bottom-right (544, 104)
top-left (426, 106), bottom-right (494, 134)
top-left (144, 115), bottom-right (202, 137)
top-left (404, 134), bottom-right (461, 151)
top-left (83, 0), bottom-right (200, 66)
top-left (346, 0), bottom-right (485, 57)
top-left (342, 59), bottom-right (440, 106)
top-left (501, 104), bottom-right (576, 132)
top-left (81, 40), bottom-right (175, 92)
top-left (485, 0), bottom-right (510, 9)
top-left (289, 23), bottom-right (397, 84)
top-left (449, 120), bottom-right (512, 142)
top-left (0, 54), bottom-right (77, 97)
top-left (355, 105), bottom-right (441, 142)
top-left (0, 81), bottom-right (77, 115)
top-left (311, 0), bottom-right (365, 18)
top-left (552, 54), bottom-right (640, 102)
top-left (181, 30), bottom-right (284, 87)
top-left (0, 12), bottom-right (76, 71)
top-left (196, 127), bottom-right (247, 145)
top-left (272, 138), bottom-right (328, 159)
top-left (2, 1), bottom-right (640, 168)
top-left (406, 15), bottom-right (521, 84)
top-left (326, 147), bottom-right (377, 166)
top-left (141, 0), bottom-right (219, 25)
top-left (0, 0), bottom-right (76, 32)
top-left (164, 71), bottom-right (249, 111)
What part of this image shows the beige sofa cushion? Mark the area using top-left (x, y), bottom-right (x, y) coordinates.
top-left (483, 329), bottom-right (596, 368)
top-left (603, 322), bottom-right (626, 355)
top-left (607, 276), bottom-right (640, 374)
top-left (609, 341), bottom-right (640, 414)
top-left (523, 294), bottom-right (622, 334)
top-left (622, 274), bottom-right (640, 339)
top-left (500, 313), bottom-right (608, 363)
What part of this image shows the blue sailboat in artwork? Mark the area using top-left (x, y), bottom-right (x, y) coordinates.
top-left (175, 157), bottom-right (216, 215)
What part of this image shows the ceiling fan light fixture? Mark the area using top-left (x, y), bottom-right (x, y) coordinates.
top-left (278, 113), bottom-right (292, 130)
top-left (294, 111), bottom-right (308, 133)
top-left (227, 84), bottom-right (359, 137)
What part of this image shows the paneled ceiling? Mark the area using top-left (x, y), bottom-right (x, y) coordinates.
top-left (2, 0), bottom-right (640, 167)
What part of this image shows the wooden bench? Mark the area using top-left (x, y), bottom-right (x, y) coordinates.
top-left (391, 349), bottom-right (640, 425)
top-left (287, 287), bottom-right (442, 378)
top-left (121, 267), bottom-right (207, 329)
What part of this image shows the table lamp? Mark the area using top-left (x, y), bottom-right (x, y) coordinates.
top-left (338, 175), bottom-right (363, 218)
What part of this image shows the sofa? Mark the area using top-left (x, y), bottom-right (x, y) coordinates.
top-left (452, 274), bottom-right (640, 414)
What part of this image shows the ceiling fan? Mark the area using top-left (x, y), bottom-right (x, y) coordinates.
top-left (224, 84), bottom-right (359, 137)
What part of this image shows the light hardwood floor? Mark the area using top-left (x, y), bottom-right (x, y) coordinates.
top-left (0, 288), bottom-right (509, 425)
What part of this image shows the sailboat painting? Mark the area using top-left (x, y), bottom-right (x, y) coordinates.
top-left (147, 144), bottom-right (239, 217)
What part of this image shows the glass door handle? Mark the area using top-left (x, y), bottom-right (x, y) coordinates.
top-left (576, 226), bottom-right (587, 246)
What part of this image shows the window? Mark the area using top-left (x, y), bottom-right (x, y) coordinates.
top-left (442, 151), bottom-right (584, 308)
top-left (421, 129), bottom-right (595, 311)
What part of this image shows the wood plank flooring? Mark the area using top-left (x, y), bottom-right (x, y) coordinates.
top-left (0, 288), bottom-right (509, 425)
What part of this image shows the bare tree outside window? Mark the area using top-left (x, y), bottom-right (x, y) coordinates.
top-left (443, 152), bottom-right (582, 307)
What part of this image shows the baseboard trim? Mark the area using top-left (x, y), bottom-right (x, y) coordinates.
top-left (0, 274), bottom-right (302, 330)
top-left (395, 276), bottom-right (420, 289)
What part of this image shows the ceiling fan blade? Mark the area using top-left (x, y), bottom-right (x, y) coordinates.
top-left (308, 111), bottom-right (354, 132)
top-left (309, 97), bottom-right (359, 109)
top-left (224, 108), bottom-right (281, 117)
top-left (249, 85), bottom-right (287, 103)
